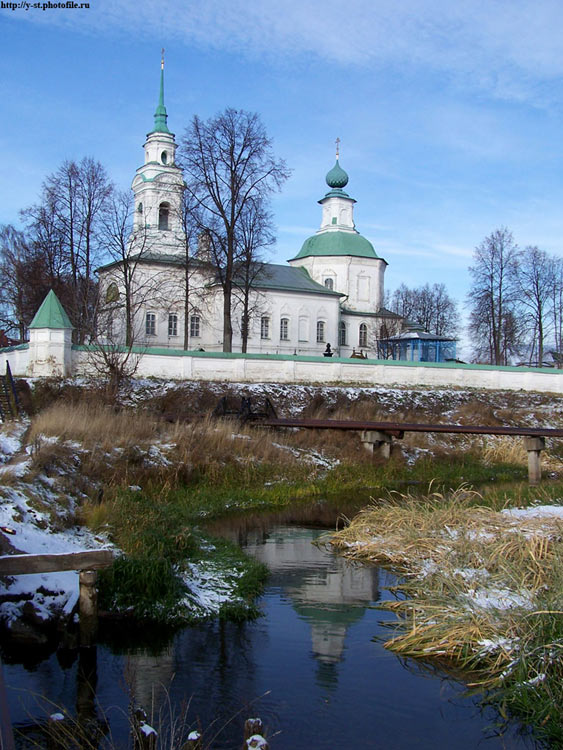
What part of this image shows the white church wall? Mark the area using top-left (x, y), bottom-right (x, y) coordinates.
top-left (228, 290), bottom-right (341, 356)
top-left (290, 255), bottom-right (385, 314)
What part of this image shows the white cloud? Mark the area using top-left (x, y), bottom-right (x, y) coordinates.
top-left (11, 0), bottom-right (563, 104)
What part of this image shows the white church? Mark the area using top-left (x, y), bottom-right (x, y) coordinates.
top-left (97, 65), bottom-right (408, 359)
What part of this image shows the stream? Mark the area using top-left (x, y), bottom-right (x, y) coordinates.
top-left (3, 497), bottom-right (535, 749)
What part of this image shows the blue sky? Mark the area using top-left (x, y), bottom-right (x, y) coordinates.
top-left (2, 0), bottom-right (563, 328)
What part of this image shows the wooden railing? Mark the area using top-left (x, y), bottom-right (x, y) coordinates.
top-left (257, 417), bottom-right (563, 485)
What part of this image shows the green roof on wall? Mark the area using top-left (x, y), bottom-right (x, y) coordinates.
top-left (29, 290), bottom-right (73, 329)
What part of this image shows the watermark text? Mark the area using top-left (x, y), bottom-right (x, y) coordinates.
top-left (2, 1), bottom-right (90, 10)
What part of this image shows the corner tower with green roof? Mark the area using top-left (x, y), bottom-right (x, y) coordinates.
top-left (27, 290), bottom-right (73, 377)
top-left (130, 53), bottom-right (185, 256)
top-left (289, 150), bottom-right (388, 317)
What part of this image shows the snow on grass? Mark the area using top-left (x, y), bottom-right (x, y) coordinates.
top-left (178, 560), bottom-right (245, 618)
top-left (271, 442), bottom-right (339, 470)
top-left (0, 481), bottom-right (114, 625)
top-left (0, 426), bottom-right (114, 629)
top-left (465, 586), bottom-right (535, 612)
top-left (478, 637), bottom-right (520, 655)
top-left (502, 505), bottom-right (563, 520)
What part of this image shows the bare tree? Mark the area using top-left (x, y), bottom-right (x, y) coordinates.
top-left (374, 317), bottom-right (404, 359)
top-left (0, 225), bottom-right (49, 340)
top-left (233, 196), bottom-right (274, 353)
top-left (467, 228), bottom-right (520, 365)
top-left (22, 158), bottom-right (112, 342)
top-left (180, 109), bottom-right (290, 352)
top-left (514, 246), bottom-right (555, 365)
top-left (98, 189), bottom-right (145, 347)
top-left (98, 188), bottom-right (182, 341)
top-left (550, 257), bottom-right (563, 367)
top-left (176, 191), bottom-right (212, 351)
top-left (390, 282), bottom-right (459, 336)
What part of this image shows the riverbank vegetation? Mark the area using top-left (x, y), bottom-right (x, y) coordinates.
top-left (329, 486), bottom-right (563, 747)
top-left (18, 389), bottom-right (558, 628)
top-left (2, 378), bottom-right (563, 743)
top-left (12, 378), bottom-right (563, 630)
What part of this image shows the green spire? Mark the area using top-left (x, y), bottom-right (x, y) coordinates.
top-left (29, 290), bottom-right (73, 330)
top-left (152, 51), bottom-right (171, 134)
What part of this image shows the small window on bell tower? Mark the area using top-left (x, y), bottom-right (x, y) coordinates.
top-left (137, 203), bottom-right (143, 214)
top-left (158, 202), bottom-right (170, 231)
top-left (161, 151), bottom-right (168, 165)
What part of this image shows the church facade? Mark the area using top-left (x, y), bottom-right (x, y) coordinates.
top-left (97, 67), bottom-right (402, 358)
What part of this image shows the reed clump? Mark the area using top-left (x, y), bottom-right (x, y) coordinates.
top-left (329, 486), bottom-right (563, 745)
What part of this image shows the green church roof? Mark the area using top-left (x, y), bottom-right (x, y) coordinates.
top-left (291, 230), bottom-right (379, 261)
top-left (251, 264), bottom-right (343, 295)
top-left (29, 290), bottom-right (73, 329)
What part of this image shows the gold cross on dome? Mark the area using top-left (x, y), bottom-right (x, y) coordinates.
top-left (335, 137), bottom-right (340, 159)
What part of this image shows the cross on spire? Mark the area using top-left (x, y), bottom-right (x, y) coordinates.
top-left (335, 137), bottom-right (340, 160)
top-left (161, 47), bottom-right (165, 69)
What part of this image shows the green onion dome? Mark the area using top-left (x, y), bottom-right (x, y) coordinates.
top-left (325, 159), bottom-right (349, 189)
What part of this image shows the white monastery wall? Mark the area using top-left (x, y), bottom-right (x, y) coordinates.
top-left (0, 344), bottom-right (551, 393)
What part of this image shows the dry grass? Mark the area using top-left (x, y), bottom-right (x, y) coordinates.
top-left (329, 486), bottom-right (563, 684)
top-left (479, 435), bottom-right (563, 473)
top-left (28, 402), bottom-right (160, 449)
top-left (27, 404), bottom-right (313, 494)
top-left (169, 417), bottom-right (299, 467)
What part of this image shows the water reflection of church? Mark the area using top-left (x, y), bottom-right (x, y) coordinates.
top-left (247, 527), bottom-right (380, 687)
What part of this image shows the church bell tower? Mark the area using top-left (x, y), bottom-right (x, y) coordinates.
top-left (130, 52), bottom-right (185, 256)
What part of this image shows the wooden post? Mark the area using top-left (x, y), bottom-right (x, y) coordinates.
top-left (47, 712), bottom-right (66, 750)
top-left (360, 430), bottom-right (393, 459)
top-left (79, 570), bottom-right (98, 647)
top-left (524, 436), bottom-right (545, 486)
top-left (133, 708), bottom-right (157, 750)
top-left (243, 718), bottom-right (269, 749)
top-left (185, 730), bottom-right (202, 749)
top-left (76, 646), bottom-right (97, 728)
top-left (0, 656), bottom-right (15, 750)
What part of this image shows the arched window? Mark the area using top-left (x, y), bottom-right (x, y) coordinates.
top-left (158, 202), bottom-right (170, 231)
top-left (137, 202), bottom-right (143, 214)
top-left (190, 315), bottom-right (201, 338)
top-left (105, 283), bottom-right (119, 304)
top-left (359, 323), bottom-right (368, 348)
top-left (280, 317), bottom-right (289, 341)
top-left (161, 150), bottom-right (168, 165)
top-left (338, 321), bottom-right (347, 346)
top-left (168, 313), bottom-right (178, 337)
top-left (260, 316), bottom-right (270, 339)
top-left (324, 278), bottom-right (334, 291)
top-left (316, 321), bottom-right (325, 343)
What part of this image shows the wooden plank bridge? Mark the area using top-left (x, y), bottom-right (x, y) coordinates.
top-left (250, 411), bottom-right (563, 485)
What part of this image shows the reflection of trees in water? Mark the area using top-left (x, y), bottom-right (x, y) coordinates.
top-left (206, 496), bottom-right (372, 546)
top-left (123, 619), bottom-right (263, 744)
